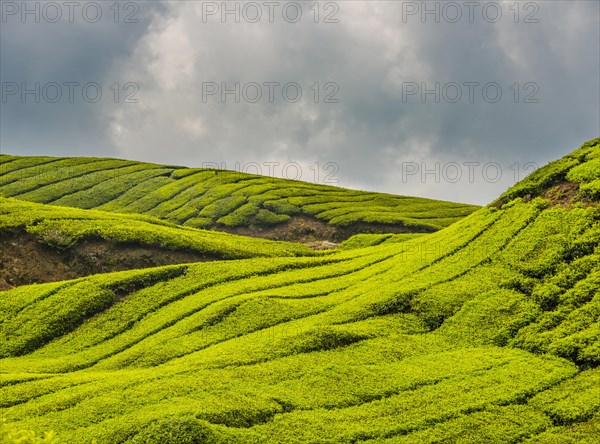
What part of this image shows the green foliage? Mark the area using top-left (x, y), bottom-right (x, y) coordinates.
top-left (0, 138), bottom-right (598, 443)
top-left (494, 157), bottom-right (576, 205)
top-left (527, 413), bottom-right (600, 443)
top-left (254, 209), bottom-right (291, 226)
top-left (53, 168), bottom-right (172, 209)
top-left (0, 197), bottom-right (315, 259)
top-left (0, 266), bottom-right (186, 358)
top-left (262, 199), bottom-right (301, 215)
top-left (366, 405), bottom-right (551, 443)
top-left (494, 138), bottom-right (599, 205)
top-left (0, 419), bottom-right (58, 444)
top-left (339, 233), bottom-right (393, 249)
top-left (0, 154), bottom-right (479, 232)
top-left (127, 416), bottom-right (222, 444)
top-left (97, 176), bottom-right (174, 212)
top-left (198, 195), bottom-right (247, 219)
top-left (580, 179), bottom-right (600, 200)
top-left (217, 202), bottom-right (260, 227)
top-left (530, 368), bottom-right (600, 425)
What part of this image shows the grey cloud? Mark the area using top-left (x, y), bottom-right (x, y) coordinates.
top-left (0, 1), bottom-right (167, 157)
top-left (1, 1), bottom-right (598, 205)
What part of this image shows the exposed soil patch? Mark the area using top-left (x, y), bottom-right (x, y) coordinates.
top-left (0, 216), bottom-right (434, 290)
top-left (306, 241), bottom-right (339, 251)
top-left (493, 179), bottom-right (596, 209)
top-left (540, 181), bottom-right (581, 207)
top-left (221, 215), bottom-right (433, 243)
top-left (0, 232), bottom-right (212, 291)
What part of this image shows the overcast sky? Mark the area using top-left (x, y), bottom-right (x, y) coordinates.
top-left (1, 0), bottom-right (598, 205)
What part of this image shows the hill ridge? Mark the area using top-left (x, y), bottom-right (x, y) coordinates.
top-left (0, 154), bottom-right (479, 240)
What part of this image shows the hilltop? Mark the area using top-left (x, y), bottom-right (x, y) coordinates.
top-left (494, 137), bottom-right (600, 207)
top-left (0, 137), bottom-right (598, 443)
top-left (0, 154), bottom-right (478, 242)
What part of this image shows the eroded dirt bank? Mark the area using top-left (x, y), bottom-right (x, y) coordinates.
top-left (222, 215), bottom-right (433, 243)
top-left (0, 232), bottom-right (211, 290)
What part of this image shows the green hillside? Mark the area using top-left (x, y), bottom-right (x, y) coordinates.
top-left (0, 197), bottom-right (315, 258)
top-left (0, 197), bottom-right (320, 289)
top-left (0, 138), bottom-right (598, 443)
top-left (0, 155), bottom-right (478, 239)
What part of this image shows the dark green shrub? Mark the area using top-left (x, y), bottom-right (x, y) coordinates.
top-left (289, 327), bottom-right (368, 353)
top-left (254, 209), bottom-right (290, 226)
top-left (129, 416), bottom-right (221, 444)
top-left (35, 225), bottom-right (79, 250)
top-left (262, 200), bottom-right (301, 215)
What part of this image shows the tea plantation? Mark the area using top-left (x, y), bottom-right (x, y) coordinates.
top-left (0, 138), bottom-right (598, 443)
top-left (0, 197), bottom-right (315, 260)
top-left (0, 155), bottom-right (478, 234)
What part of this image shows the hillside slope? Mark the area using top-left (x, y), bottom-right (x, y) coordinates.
top-left (0, 138), bottom-right (598, 443)
top-left (0, 155), bottom-right (478, 241)
top-left (0, 197), bottom-right (317, 289)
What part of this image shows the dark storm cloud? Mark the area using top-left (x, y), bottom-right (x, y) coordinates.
top-left (0, 1), bottom-right (168, 157)
top-left (1, 1), bottom-right (598, 204)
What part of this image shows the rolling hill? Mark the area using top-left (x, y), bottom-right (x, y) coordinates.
top-left (0, 154), bottom-right (479, 241)
top-left (0, 197), bottom-right (321, 290)
top-left (0, 137), bottom-right (598, 443)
